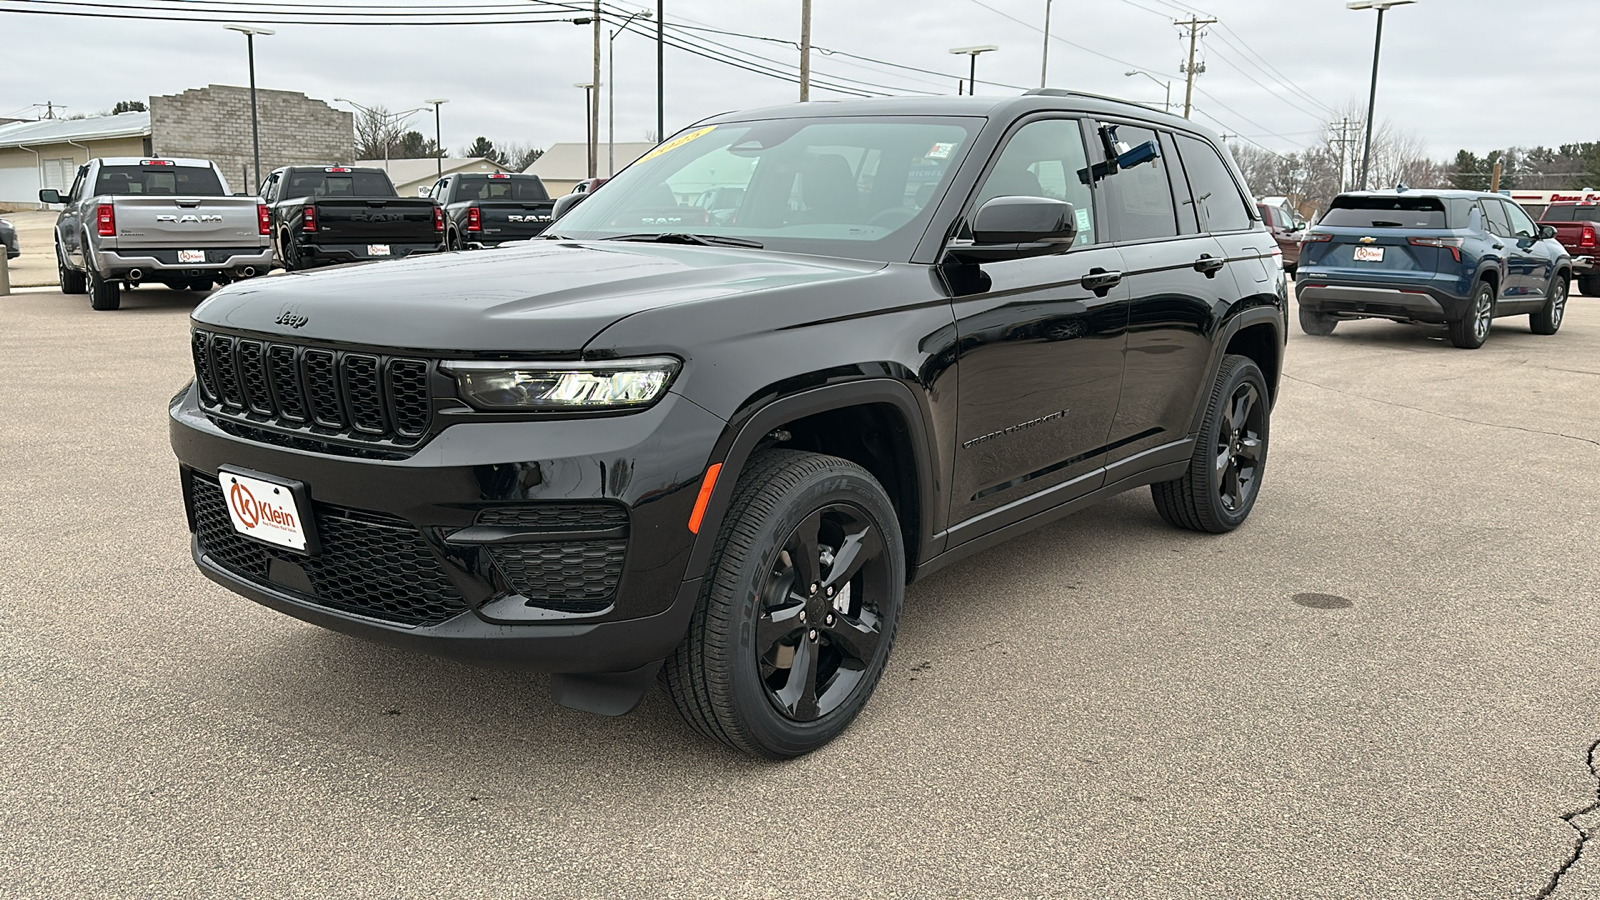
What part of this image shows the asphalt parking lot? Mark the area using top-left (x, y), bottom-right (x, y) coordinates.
top-left (2, 283), bottom-right (1598, 898)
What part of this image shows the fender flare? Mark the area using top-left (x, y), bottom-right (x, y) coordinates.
top-left (1186, 303), bottom-right (1285, 435)
top-left (681, 378), bottom-right (942, 580)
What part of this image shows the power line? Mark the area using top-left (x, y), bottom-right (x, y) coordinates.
top-left (963, 0), bottom-right (1180, 81)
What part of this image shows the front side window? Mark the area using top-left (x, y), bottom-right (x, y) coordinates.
top-left (93, 165), bottom-right (225, 197)
top-left (1502, 200), bottom-right (1538, 238)
top-left (1102, 123), bottom-right (1177, 241)
top-left (971, 118), bottom-right (1097, 246)
top-left (1174, 135), bottom-right (1253, 233)
top-left (550, 116), bottom-right (980, 261)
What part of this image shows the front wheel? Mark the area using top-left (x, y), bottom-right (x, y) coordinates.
top-left (1530, 275), bottom-right (1567, 335)
top-left (57, 241), bottom-right (87, 294)
top-left (661, 450), bottom-right (905, 758)
top-left (1448, 280), bottom-right (1495, 349)
top-left (1152, 354), bottom-right (1270, 533)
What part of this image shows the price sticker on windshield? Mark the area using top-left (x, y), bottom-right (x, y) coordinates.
top-left (635, 126), bottom-right (717, 165)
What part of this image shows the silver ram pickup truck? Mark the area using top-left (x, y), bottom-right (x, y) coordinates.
top-left (40, 157), bottom-right (274, 310)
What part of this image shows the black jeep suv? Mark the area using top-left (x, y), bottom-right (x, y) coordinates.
top-left (171, 92), bottom-right (1286, 758)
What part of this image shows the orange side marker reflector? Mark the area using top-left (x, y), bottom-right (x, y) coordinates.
top-left (687, 463), bottom-right (722, 534)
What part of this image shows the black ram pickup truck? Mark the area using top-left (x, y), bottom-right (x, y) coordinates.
top-left (428, 172), bottom-right (556, 250)
top-left (172, 92), bottom-right (1286, 758)
top-left (261, 166), bottom-right (444, 270)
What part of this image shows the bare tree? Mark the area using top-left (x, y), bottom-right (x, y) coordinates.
top-left (353, 105), bottom-right (406, 160)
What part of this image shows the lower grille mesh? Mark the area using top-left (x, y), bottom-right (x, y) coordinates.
top-left (488, 541), bottom-right (627, 613)
top-left (190, 473), bottom-right (467, 626)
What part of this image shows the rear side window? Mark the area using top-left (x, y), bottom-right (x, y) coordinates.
top-left (94, 165), bottom-right (225, 197)
top-left (452, 176), bottom-right (551, 203)
top-left (1101, 123), bottom-right (1177, 241)
top-left (279, 170), bottom-right (395, 200)
top-left (1480, 199), bottom-right (1511, 236)
top-left (1320, 196), bottom-right (1448, 229)
top-left (1542, 205), bottom-right (1600, 222)
top-left (1174, 135), bottom-right (1252, 233)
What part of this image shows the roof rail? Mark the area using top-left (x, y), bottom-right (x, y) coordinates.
top-left (1022, 87), bottom-right (1169, 114)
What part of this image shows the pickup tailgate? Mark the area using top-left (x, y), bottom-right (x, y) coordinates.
top-left (1546, 221), bottom-right (1596, 256)
top-left (312, 199), bottom-right (438, 242)
top-left (475, 200), bottom-right (556, 241)
top-left (110, 196), bottom-right (263, 248)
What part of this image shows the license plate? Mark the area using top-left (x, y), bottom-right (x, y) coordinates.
top-left (368, 244), bottom-right (391, 256)
top-left (1353, 246), bottom-right (1385, 262)
top-left (178, 249), bottom-right (206, 264)
top-left (218, 468), bottom-right (314, 553)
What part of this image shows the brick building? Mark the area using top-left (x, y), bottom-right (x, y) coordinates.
top-left (150, 85), bottom-right (353, 192)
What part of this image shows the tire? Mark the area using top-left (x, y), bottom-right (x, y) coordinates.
top-left (661, 450), bottom-right (905, 759)
top-left (1448, 279), bottom-right (1495, 349)
top-left (1151, 354), bottom-right (1270, 534)
top-left (1577, 275), bottom-right (1600, 299)
top-left (1530, 274), bottom-right (1567, 335)
top-left (1298, 305), bottom-right (1337, 336)
top-left (280, 232), bottom-right (302, 271)
top-left (448, 231), bottom-right (463, 252)
top-left (87, 265), bottom-right (121, 311)
top-left (56, 241), bottom-right (87, 295)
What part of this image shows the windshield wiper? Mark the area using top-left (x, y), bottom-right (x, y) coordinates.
top-left (603, 232), bottom-right (764, 249)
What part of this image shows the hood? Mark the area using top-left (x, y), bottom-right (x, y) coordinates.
top-left (193, 240), bottom-right (887, 355)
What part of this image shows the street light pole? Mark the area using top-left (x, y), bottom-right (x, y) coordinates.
top-left (799, 0), bottom-right (812, 101)
top-left (1040, 0), bottom-right (1053, 88)
top-left (591, 0), bottom-right (601, 179)
top-left (608, 10), bottom-right (652, 176)
top-left (656, 0), bottom-right (664, 142)
top-left (1348, 0), bottom-right (1416, 191)
top-left (949, 45), bottom-right (998, 96)
top-left (575, 83), bottom-right (595, 178)
top-left (1124, 70), bottom-right (1173, 114)
top-left (224, 24), bottom-right (274, 192)
top-left (425, 99), bottom-right (448, 178)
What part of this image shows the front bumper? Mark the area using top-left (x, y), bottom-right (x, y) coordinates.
top-left (170, 382), bottom-right (726, 674)
top-left (96, 246), bottom-right (273, 276)
top-left (1295, 277), bottom-right (1469, 324)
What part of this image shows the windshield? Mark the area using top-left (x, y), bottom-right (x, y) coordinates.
top-left (549, 116), bottom-right (981, 261)
top-left (1542, 204), bottom-right (1600, 222)
top-left (1320, 196), bottom-right (1449, 229)
top-left (94, 165), bottom-right (225, 197)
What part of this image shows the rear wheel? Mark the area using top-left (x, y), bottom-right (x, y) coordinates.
top-left (1578, 275), bottom-right (1600, 298)
top-left (1530, 275), bottom-right (1567, 335)
top-left (280, 232), bottom-right (303, 271)
top-left (87, 265), bottom-right (121, 311)
top-left (1152, 354), bottom-right (1270, 534)
top-left (1448, 279), bottom-right (1495, 349)
top-left (56, 240), bottom-right (86, 294)
top-left (661, 450), bottom-right (904, 758)
top-left (1298, 305), bottom-right (1337, 336)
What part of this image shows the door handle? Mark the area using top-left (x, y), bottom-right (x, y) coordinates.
top-left (1081, 268), bottom-right (1123, 296)
top-left (1194, 254), bottom-right (1226, 277)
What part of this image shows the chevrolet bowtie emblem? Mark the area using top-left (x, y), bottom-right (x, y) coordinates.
top-left (1359, 236), bottom-right (1377, 243)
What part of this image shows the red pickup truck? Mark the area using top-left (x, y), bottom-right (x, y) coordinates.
top-left (1539, 200), bottom-right (1599, 296)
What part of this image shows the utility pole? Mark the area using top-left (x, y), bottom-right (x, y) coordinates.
top-left (1039, 0), bottom-right (1053, 88)
top-left (656, 0), bottom-right (664, 141)
top-left (799, 0), bottom-right (812, 101)
top-left (590, 0), bottom-right (601, 179)
top-left (1329, 117), bottom-right (1357, 192)
top-left (1176, 16), bottom-right (1215, 120)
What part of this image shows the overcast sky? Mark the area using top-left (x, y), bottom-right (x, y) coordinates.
top-left (3, 0), bottom-right (1597, 163)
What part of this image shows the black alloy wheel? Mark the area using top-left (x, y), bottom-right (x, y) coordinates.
top-left (1530, 275), bottom-right (1566, 335)
top-left (662, 450), bottom-right (904, 758)
top-left (56, 240), bottom-right (86, 294)
top-left (1152, 354), bottom-right (1271, 533)
top-left (1449, 280), bottom-right (1495, 349)
top-left (755, 503), bottom-right (890, 722)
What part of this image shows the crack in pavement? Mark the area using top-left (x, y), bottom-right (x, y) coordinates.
top-left (1537, 739), bottom-right (1600, 899)
top-left (1281, 373), bottom-right (1600, 450)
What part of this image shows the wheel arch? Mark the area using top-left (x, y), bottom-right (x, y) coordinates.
top-left (683, 379), bottom-right (939, 583)
top-left (1187, 304), bottom-right (1284, 435)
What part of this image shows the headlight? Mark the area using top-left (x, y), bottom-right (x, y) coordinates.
top-left (441, 357), bottom-right (680, 411)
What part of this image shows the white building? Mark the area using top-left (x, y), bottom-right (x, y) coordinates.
top-left (0, 113), bottom-right (152, 206)
top-left (524, 142), bottom-right (655, 196)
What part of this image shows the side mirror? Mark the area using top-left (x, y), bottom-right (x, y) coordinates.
top-left (551, 191), bottom-right (590, 221)
top-left (1538, 224), bottom-right (1557, 240)
top-left (38, 189), bottom-right (63, 204)
top-left (947, 196), bottom-right (1078, 264)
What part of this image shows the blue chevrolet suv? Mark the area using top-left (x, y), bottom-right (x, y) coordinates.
top-left (1295, 190), bottom-right (1572, 348)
